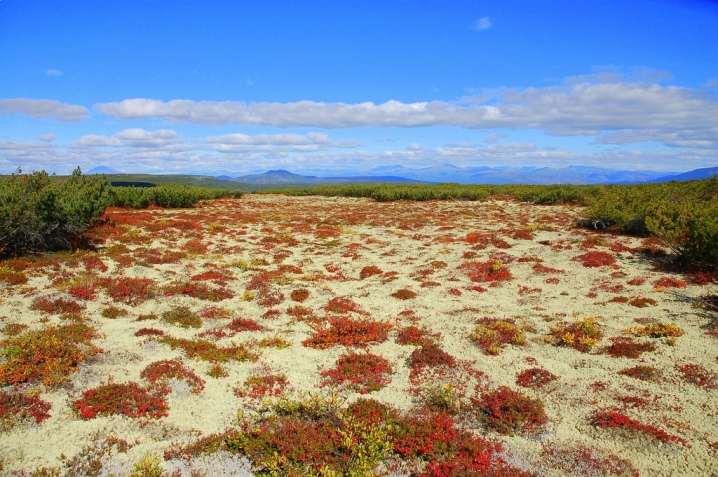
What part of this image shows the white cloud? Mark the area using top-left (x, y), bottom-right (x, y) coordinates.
top-left (74, 128), bottom-right (182, 148)
top-left (204, 132), bottom-right (331, 146)
top-left (407, 143), bottom-right (423, 151)
top-left (38, 133), bottom-right (56, 142)
top-left (0, 98), bottom-right (88, 121)
top-left (704, 79), bottom-right (718, 88)
top-left (93, 81), bottom-right (718, 150)
top-left (473, 17), bottom-right (492, 31)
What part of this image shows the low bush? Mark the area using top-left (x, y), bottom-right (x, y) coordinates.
top-left (140, 358), bottom-right (205, 394)
top-left (0, 390), bottom-right (52, 430)
top-left (234, 371), bottom-right (290, 399)
top-left (618, 365), bottom-right (660, 382)
top-left (162, 306), bottom-right (203, 329)
top-left (0, 321), bottom-right (101, 386)
top-left (320, 351), bottom-right (393, 394)
top-left (159, 336), bottom-right (258, 363)
top-left (0, 168), bottom-right (112, 257)
top-left (407, 341), bottom-right (456, 378)
top-left (472, 386), bottom-right (548, 435)
top-left (592, 409), bottom-right (687, 446)
top-left (290, 288), bottom-right (310, 302)
top-left (459, 259), bottom-right (512, 283)
top-left (547, 317), bottom-right (602, 352)
top-left (603, 337), bottom-right (656, 359)
top-left (396, 325), bottom-right (434, 346)
top-left (470, 318), bottom-right (526, 355)
top-left (302, 316), bottom-right (391, 349)
top-left (573, 251), bottom-right (616, 268)
top-left (73, 382), bottom-right (169, 420)
top-left (627, 322), bottom-right (684, 338)
top-left (675, 363), bottom-right (717, 390)
top-left (515, 368), bottom-right (558, 389)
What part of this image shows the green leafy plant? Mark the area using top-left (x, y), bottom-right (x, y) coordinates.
top-left (161, 306), bottom-right (203, 329)
top-left (0, 168), bottom-right (112, 257)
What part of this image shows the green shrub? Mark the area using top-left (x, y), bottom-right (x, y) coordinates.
top-left (0, 168), bottom-right (112, 257)
top-left (583, 177), bottom-right (718, 269)
top-left (110, 184), bottom-right (242, 209)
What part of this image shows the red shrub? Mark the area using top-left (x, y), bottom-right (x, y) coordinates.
top-left (228, 318), bottom-right (266, 332)
top-left (190, 269), bottom-right (234, 286)
top-left (407, 342), bottom-right (456, 377)
top-left (391, 288), bottom-right (417, 300)
top-left (0, 391), bottom-right (52, 427)
top-left (675, 363), bottom-right (717, 389)
top-left (31, 296), bottom-right (85, 315)
top-left (472, 386), bottom-right (547, 435)
top-left (102, 277), bottom-right (157, 305)
top-left (515, 368), bottom-right (558, 389)
top-left (324, 296), bottom-right (366, 315)
top-left (574, 251), bottom-right (616, 267)
top-left (234, 372), bottom-right (290, 399)
top-left (532, 263), bottom-right (565, 274)
top-left (73, 382), bottom-right (169, 420)
top-left (164, 281), bottom-right (234, 302)
top-left (592, 409), bottom-right (687, 446)
top-left (290, 288), bottom-right (310, 303)
top-left (134, 328), bottom-right (164, 337)
top-left (359, 265), bottom-right (383, 279)
top-left (141, 358), bottom-right (205, 394)
top-left (463, 233), bottom-right (511, 249)
top-left (303, 316), bottom-right (391, 349)
top-left (68, 283), bottom-right (99, 301)
top-left (320, 352), bottom-right (393, 393)
top-left (618, 365), bottom-right (660, 382)
top-left (459, 260), bottom-right (512, 283)
top-left (397, 325), bottom-right (433, 346)
top-left (653, 276), bottom-right (687, 289)
top-left (603, 337), bottom-right (656, 359)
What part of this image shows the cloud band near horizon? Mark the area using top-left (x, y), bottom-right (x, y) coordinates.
top-left (91, 82), bottom-right (718, 147)
top-left (2, 80), bottom-right (717, 148)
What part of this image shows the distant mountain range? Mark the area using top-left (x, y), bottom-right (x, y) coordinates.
top-left (88, 164), bottom-right (718, 186)
top-left (229, 165), bottom-right (718, 186)
top-left (230, 169), bottom-right (425, 185)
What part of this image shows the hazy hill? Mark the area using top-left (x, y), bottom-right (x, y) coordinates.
top-left (647, 166), bottom-right (718, 183)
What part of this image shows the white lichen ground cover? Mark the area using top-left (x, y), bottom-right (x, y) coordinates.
top-left (1, 194), bottom-right (717, 476)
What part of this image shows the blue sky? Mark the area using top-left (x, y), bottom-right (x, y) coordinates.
top-left (1, 0), bottom-right (717, 176)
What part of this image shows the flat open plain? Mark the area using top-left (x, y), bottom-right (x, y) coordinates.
top-left (1, 195), bottom-right (717, 476)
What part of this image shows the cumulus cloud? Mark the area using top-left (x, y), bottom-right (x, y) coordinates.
top-left (73, 128), bottom-right (182, 148)
top-left (204, 132), bottom-right (331, 146)
top-left (200, 131), bottom-right (361, 157)
top-left (95, 98), bottom-right (494, 128)
top-left (473, 17), bottom-right (492, 30)
top-left (93, 81), bottom-right (718, 149)
top-left (0, 98), bottom-right (89, 121)
top-left (45, 69), bottom-right (63, 77)
top-left (38, 133), bottom-right (56, 142)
